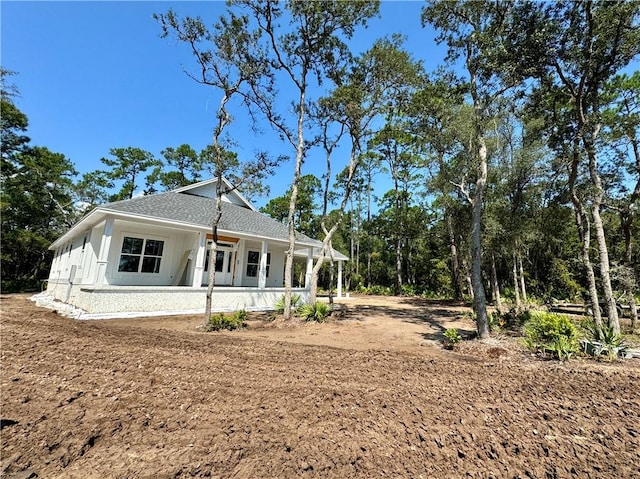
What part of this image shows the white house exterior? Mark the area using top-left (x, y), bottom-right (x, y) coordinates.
top-left (45, 178), bottom-right (348, 317)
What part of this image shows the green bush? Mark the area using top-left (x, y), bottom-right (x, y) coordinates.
top-left (274, 294), bottom-right (302, 314)
top-left (401, 284), bottom-right (418, 296)
top-left (233, 309), bottom-right (247, 322)
top-left (298, 302), bottom-right (332, 322)
top-left (443, 328), bottom-right (462, 349)
top-left (204, 311), bottom-right (247, 332)
top-left (366, 285), bottom-right (393, 296)
top-left (523, 311), bottom-right (579, 360)
top-left (420, 290), bottom-right (440, 300)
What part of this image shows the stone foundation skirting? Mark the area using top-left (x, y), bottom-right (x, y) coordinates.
top-left (44, 281), bottom-right (309, 318)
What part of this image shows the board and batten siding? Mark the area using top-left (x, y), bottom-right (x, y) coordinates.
top-left (105, 221), bottom-right (197, 287)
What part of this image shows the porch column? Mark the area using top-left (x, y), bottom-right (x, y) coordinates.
top-left (93, 218), bottom-right (114, 286)
top-left (304, 247), bottom-right (313, 289)
top-left (258, 241), bottom-right (268, 289)
top-left (337, 260), bottom-right (343, 298)
top-left (191, 232), bottom-right (206, 287)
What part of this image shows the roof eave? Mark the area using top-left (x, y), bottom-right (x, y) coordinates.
top-left (50, 207), bottom-right (324, 251)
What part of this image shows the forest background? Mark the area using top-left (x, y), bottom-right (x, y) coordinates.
top-left (1, 1), bottom-right (639, 336)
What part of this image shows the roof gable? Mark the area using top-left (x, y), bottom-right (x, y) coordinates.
top-left (172, 178), bottom-right (256, 211)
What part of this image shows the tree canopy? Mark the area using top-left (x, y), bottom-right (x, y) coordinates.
top-left (3, 1), bottom-right (638, 338)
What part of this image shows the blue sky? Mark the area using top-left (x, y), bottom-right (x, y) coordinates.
top-left (2, 1), bottom-right (447, 208)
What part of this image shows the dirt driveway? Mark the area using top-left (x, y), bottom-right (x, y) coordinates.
top-left (1, 294), bottom-right (639, 478)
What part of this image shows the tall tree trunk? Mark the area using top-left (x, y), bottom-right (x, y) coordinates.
top-left (204, 187), bottom-right (223, 327)
top-left (283, 86), bottom-right (306, 319)
top-left (328, 256), bottom-right (335, 306)
top-left (447, 210), bottom-right (463, 300)
top-left (462, 257), bottom-right (474, 300)
top-left (491, 252), bottom-right (502, 312)
top-left (395, 238), bottom-right (403, 292)
top-left (576, 206), bottom-right (603, 331)
top-left (566, 136), bottom-right (604, 335)
top-left (471, 135), bottom-right (489, 339)
top-left (355, 200), bottom-right (361, 278)
top-left (392, 167), bottom-right (403, 293)
top-left (512, 250), bottom-right (521, 310)
top-left (621, 202), bottom-right (639, 330)
top-left (350, 199), bottom-right (355, 282)
top-left (518, 251), bottom-right (527, 304)
top-left (584, 138), bottom-right (620, 334)
top-left (366, 168), bottom-right (373, 289)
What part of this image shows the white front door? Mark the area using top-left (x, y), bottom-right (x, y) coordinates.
top-left (202, 242), bottom-right (235, 286)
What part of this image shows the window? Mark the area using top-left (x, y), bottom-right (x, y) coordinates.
top-left (246, 251), bottom-right (259, 277)
top-left (246, 251), bottom-right (270, 278)
top-left (118, 236), bottom-right (164, 273)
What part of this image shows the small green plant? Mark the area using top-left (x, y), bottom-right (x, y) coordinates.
top-left (274, 294), bottom-right (302, 314)
top-left (297, 302), bottom-right (332, 322)
top-left (443, 328), bottom-right (462, 349)
top-left (204, 310), bottom-right (247, 332)
top-left (522, 311), bottom-right (579, 360)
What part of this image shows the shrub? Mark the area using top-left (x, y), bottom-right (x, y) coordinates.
top-left (274, 294), bottom-right (302, 314)
top-left (233, 309), bottom-right (247, 322)
top-left (204, 311), bottom-right (247, 332)
top-left (523, 311), bottom-right (579, 360)
top-left (298, 302), bottom-right (332, 322)
top-left (420, 290), bottom-right (440, 300)
top-left (366, 285), bottom-right (393, 296)
top-left (443, 328), bottom-right (462, 349)
top-left (401, 284), bottom-right (418, 296)
top-left (581, 320), bottom-right (628, 360)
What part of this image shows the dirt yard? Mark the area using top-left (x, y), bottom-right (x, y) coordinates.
top-left (1, 294), bottom-right (639, 478)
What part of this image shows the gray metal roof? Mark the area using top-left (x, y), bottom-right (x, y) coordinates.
top-left (103, 191), bottom-right (321, 246)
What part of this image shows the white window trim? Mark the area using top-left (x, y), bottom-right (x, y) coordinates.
top-left (117, 232), bottom-right (167, 275)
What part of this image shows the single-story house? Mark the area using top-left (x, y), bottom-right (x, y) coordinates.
top-left (45, 178), bottom-right (348, 317)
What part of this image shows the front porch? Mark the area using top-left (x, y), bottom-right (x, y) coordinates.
top-left (46, 215), bottom-right (349, 318)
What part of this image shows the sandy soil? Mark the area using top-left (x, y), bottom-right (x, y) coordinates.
top-left (1, 293), bottom-right (639, 478)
